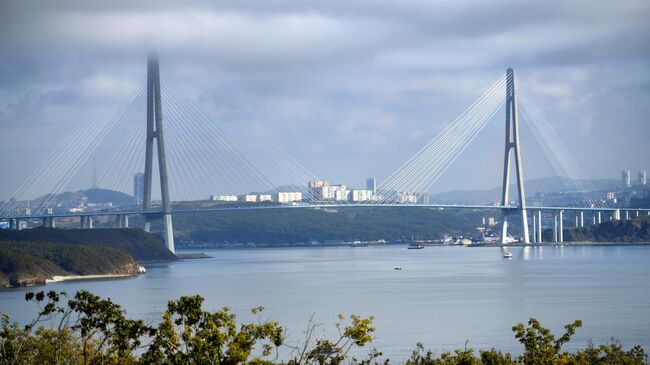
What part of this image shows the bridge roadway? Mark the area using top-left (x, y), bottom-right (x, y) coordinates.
top-left (2, 203), bottom-right (649, 221)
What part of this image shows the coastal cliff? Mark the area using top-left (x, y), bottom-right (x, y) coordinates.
top-left (0, 227), bottom-right (176, 288)
top-left (0, 240), bottom-right (143, 288)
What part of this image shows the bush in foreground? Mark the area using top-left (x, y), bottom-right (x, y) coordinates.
top-left (0, 290), bottom-right (646, 364)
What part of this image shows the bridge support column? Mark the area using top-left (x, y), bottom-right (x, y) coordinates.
top-left (553, 213), bottom-right (558, 243)
top-left (121, 215), bottom-right (129, 228)
top-left (613, 209), bottom-right (620, 220)
top-left (80, 216), bottom-right (86, 228)
top-left (580, 211), bottom-right (584, 227)
top-left (536, 210), bottom-right (544, 243)
top-left (142, 54), bottom-right (174, 253)
top-left (500, 68), bottom-right (529, 244)
top-left (575, 215), bottom-right (578, 227)
top-left (597, 211), bottom-right (602, 224)
top-left (88, 217), bottom-right (93, 229)
top-left (592, 215), bottom-right (596, 225)
top-left (42, 217), bottom-right (48, 227)
top-left (16, 220), bottom-right (22, 231)
top-left (625, 210), bottom-right (629, 220)
top-left (558, 210), bottom-right (564, 243)
top-left (532, 212), bottom-right (537, 243)
top-left (9, 219), bottom-right (15, 230)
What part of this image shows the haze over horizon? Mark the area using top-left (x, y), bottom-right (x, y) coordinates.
top-left (1, 0), bottom-right (649, 200)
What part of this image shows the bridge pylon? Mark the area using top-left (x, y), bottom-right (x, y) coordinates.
top-left (500, 68), bottom-right (529, 244)
top-left (142, 54), bottom-right (175, 253)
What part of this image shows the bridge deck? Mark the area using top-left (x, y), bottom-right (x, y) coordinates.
top-left (2, 203), bottom-right (648, 220)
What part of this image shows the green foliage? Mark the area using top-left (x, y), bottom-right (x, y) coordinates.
top-left (0, 227), bottom-right (177, 261)
top-left (0, 240), bottom-right (136, 288)
top-left (286, 313), bottom-right (376, 365)
top-left (140, 296), bottom-right (284, 364)
top-left (557, 216), bottom-right (650, 243)
top-left (172, 207), bottom-right (478, 245)
top-left (0, 291), bottom-right (647, 365)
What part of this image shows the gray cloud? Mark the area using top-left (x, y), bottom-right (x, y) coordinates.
top-left (0, 0), bottom-right (649, 199)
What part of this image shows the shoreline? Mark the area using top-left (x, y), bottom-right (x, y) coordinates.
top-left (177, 241), bottom-right (650, 250)
top-left (46, 273), bottom-right (138, 283)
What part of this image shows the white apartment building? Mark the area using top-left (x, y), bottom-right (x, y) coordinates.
top-left (277, 192), bottom-right (302, 203)
top-left (258, 194), bottom-right (272, 202)
top-left (240, 194), bottom-right (258, 202)
top-left (209, 195), bottom-right (238, 202)
top-left (350, 189), bottom-right (374, 202)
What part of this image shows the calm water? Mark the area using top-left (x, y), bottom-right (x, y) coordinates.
top-left (1, 245), bottom-right (649, 360)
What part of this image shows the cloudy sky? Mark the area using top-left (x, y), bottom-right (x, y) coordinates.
top-left (1, 0), bottom-right (649, 200)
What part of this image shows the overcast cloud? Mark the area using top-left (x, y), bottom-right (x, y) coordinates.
top-left (1, 0), bottom-right (649, 199)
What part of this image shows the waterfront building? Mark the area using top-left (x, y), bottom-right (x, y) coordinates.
top-left (240, 194), bottom-right (258, 202)
top-left (350, 189), bottom-right (374, 202)
top-left (398, 192), bottom-right (418, 204)
top-left (277, 192), bottom-right (302, 203)
top-left (258, 194), bottom-right (272, 202)
top-left (209, 195), bottom-right (238, 202)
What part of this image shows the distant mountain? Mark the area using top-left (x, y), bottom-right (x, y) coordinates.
top-left (83, 188), bottom-right (134, 205)
top-left (0, 188), bottom-right (135, 211)
top-left (429, 177), bottom-right (618, 204)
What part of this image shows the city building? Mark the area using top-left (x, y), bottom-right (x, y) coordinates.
top-left (366, 177), bottom-right (376, 193)
top-left (308, 179), bottom-right (349, 201)
top-left (397, 192), bottom-right (418, 204)
top-left (258, 194), bottom-right (272, 202)
top-left (133, 173), bottom-right (145, 205)
top-left (350, 189), bottom-right (374, 202)
top-left (240, 194), bottom-right (258, 202)
top-left (639, 171), bottom-right (647, 185)
top-left (277, 192), bottom-right (302, 203)
top-left (622, 170), bottom-right (631, 188)
top-left (209, 195), bottom-right (237, 202)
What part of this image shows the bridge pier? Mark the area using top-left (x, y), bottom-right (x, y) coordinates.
top-left (537, 210), bottom-right (542, 243)
top-left (597, 211), bottom-right (602, 224)
top-left (580, 211), bottom-right (584, 227)
top-left (16, 220), bottom-right (23, 231)
top-left (553, 213), bottom-right (558, 242)
top-left (118, 215), bottom-right (129, 228)
top-left (42, 217), bottom-right (55, 228)
top-left (9, 218), bottom-right (15, 230)
top-left (558, 210), bottom-right (564, 243)
top-left (532, 212), bottom-right (537, 243)
top-left (613, 209), bottom-right (620, 220)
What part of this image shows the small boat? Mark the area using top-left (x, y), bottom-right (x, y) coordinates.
top-left (394, 267), bottom-right (402, 270)
top-left (407, 244), bottom-right (425, 249)
top-left (503, 248), bottom-right (513, 259)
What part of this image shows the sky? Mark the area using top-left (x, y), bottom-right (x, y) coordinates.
top-left (1, 0), bottom-right (649, 200)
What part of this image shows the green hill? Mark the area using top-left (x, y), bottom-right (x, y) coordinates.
top-left (0, 240), bottom-right (140, 288)
top-left (170, 207), bottom-right (480, 244)
top-left (550, 215), bottom-right (650, 242)
top-left (0, 227), bottom-right (177, 261)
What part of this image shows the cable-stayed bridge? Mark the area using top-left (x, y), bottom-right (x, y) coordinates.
top-left (1, 55), bottom-right (648, 253)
